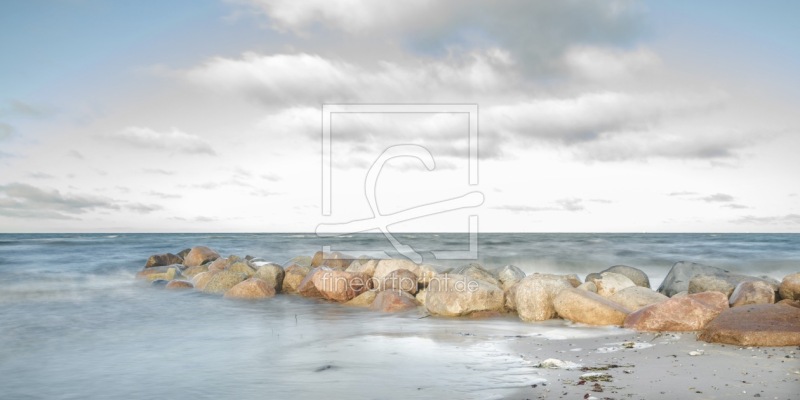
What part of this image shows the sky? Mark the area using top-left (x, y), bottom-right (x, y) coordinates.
top-left (0, 0), bottom-right (799, 233)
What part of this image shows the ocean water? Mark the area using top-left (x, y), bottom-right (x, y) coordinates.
top-left (0, 233), bottom-right (798, 399)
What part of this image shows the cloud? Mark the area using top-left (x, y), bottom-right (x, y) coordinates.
top-left (28, 172), bottom-right (54, 179)
top-left (0, 123), bottom-right (13, 140)
top-left (107, 126), bottom-right (217, 155)
top-left (0, 183), bottom-right (118, 219)
top-left (147, 191), bottom-right (181, 199)
top-left (668, 191), bottom-right (697, 196)
top-left (701, 193), bottom-right (735, 203)
top-left (142, 168), bottom-right (175, 175)
top-left (495, 198), bottom-right (585, 213)
top-left (68, 150), bottom-right (85, 160)
top-left (733, 214), bottom-right (800, 225)
top-left (724, 204), bottom-right (749, 209)
top-left (125, 203), bottom-right (163, 213)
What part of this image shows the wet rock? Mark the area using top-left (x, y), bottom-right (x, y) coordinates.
top-left (144, 253), bottom-right (183, 268)
top-left (509, 273), bottom-right (573, 322)
top-left (370, 290), bottom-right (418, 312)
top-left (601, 265), bottom-right (650, 288)
top-left (729, 280), bottom-right (776, 307)
top-left (657, 261), bottom-right (729, 297)
top-left (165, 280), bottom-right (194, 290)
top-left (425, 274), bottom-right (504, 317)
top-left (589, 272), bottom-right (636, 297)
top-left (374, 269), bottom-right (418, 294)
top-left (183, 246), bottom-right (221, 267)
top-left (312, 270), bottom-right (370, 302)
top-left (450, 263), bottom-right (500, 287)
top-left (223, 278), bottom-right (276, 300)
top-left (623, 291), bottom-right (729, 332)
top-left (253, 263), bottom-right (285, 293)
top-left (344, 290), bottom-right (377, 307)
top-left (282, 264), bottom-right (312, 294)
top-left (494, 265), bottom-right (526, 291)
top-left (608, 286), bottom-right (669, 312)
top-left (553, 288), bottom-right (631, 326)
top-left (201, 270), bottom-right (247, 295)
top-left (699, 303), bottom-right (800, 346)
top-left (310, 251), bottom-right (354, 269)
top-left (779, 273), bottom-right (800, 301)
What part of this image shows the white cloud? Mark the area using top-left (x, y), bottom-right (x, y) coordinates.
top-left (107, 126), bottom-right (216, 155)
top-left (0, 183), bottom-right (118, 219)
top-left (564, 46), bottom-right (661, 82)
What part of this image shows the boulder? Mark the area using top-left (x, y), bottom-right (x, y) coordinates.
top-left (345, 259), bottom-right (379, 277)
top-left (699, 304), bottom-right (800, 346)
top-left (227, 261), bottom-right (256, 278)
top-left (553, 288), bottom-right (631, 326)
top-left (201, 270), bottom-right (247, 295)
top-left (311, 270), bottom-right (370, 302)
top-left (450, 263), bottom-right (500, 287)
top-left (165, 280), bottom-right (194, 290)
top-left (283, 255), bottom-right (312, 268)
top-left (283, 264), bottom-right (312, 294)
top-left (297, 267), bottom-right (327, 298)
top-left (136, 266), bottom-right (180, 282)
top-left (144, 253), bottom-right (183, 268)
top-left (779, 273), bottom-right (800, 301)
top-left (415, 289), bottom-right (428, 306)
top-left (601, 265), bottom-right (650, 288)
top-left (151, 279), bottom-right (169, 288)
top-left (374, 269), bottom-right (418, 294)
top-left (181, 265), bottom-right (208, 279)
top-left (425, 274), bottom-right (504, 317)
top-left (191, 271), bottom-right (216, 291)
top-left (777, 299), bottom-right (800, 308)
top-left (657, 261), bottom-right (729, 297)
top-left (494, 265), bottom-right (526, 291)
top-left (183, 246), bottom-right (220, 267)
top-left (509, 274), bottom-right (573, 322)
top-left (344, 290), bottom-right (377, 307)
top-left (577, 282), bottom-right (597, 293)
top-left (415, 264), bottom-right (439, 286)
top-left (310, 251), bottom-right (354, 269)
top-left (370, 290), bottom-right (418, 312)
top-left (565, 274), bottom-right (582, 288)
top-left (688, 273), bottom-right (771, 297)
top-left (207, 257), bottom-right (232, 272)
top-left (608, 286), bottom-right (669, 311)
top-left (253, 263), bottom-right (285, 293)
top-left (623, 291), bottom-right (729, 332)
top-left (223, 278), bottom-right (276, 300)
top-left (729, 280), bottom-right (776, 307)
top-left (176, 248), bottom-right (191, 259)
top-left (589, 272), bottom-right (636, 297)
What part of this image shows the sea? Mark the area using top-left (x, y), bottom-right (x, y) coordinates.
top-left (0, 232), bottom-right (798, 399)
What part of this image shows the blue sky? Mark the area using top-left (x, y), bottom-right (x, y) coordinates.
top-left (1, 0), bottom-right (798, 232)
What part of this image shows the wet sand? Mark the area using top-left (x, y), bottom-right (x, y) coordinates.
top-left (506, 329), bottom-right (799, 399)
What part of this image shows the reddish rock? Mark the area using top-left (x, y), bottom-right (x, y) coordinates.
top-left (310, 251), bottom-right (354, 269)
top-left (192, 270), bottom-right (217, 291)
top-left (297, 267), bottom-right (328, 298)
top-left (312, 270), bottom-right (370, 302)
top-left (623, 291), bottom-right (729, 332)
top-left (374, 269), bottom-right (418, 294)
top-left (699, 304), bottom-right (800, 346)
top-left (183, 246), bottom-right (220, 267)
top-left (165, 280), bottom-right (194, 290)
top-left (779, 273), bottom-right (800, 301)
top-left (282, 264), bottom-right (312, 294)
top-left (729, 280), bottom-right (775, 307)
top-left (223, 278), bottom-right (276, 300)
top-left (777, 299), bottom-right (800, 309)
top-left (553, 288), bottom-right (631, 326)
top-left (370, 290), bottom-right (418, 312)
top-left (144, 253), bottom-right (183, 268)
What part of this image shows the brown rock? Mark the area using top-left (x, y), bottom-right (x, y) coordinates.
top-left (623, 291), bottom-right (729, 332)
top-left (370, 290), bottom-right (418, 312)
top-left (589, 272), bottom-right (636, 297)
top-left (425, 274), bottom-right (505, 317)
top-left (553, 288), bottom-right (631, 326)
top-left (227, 261), bottom-right (256, 278)
top-left (282, 264), bottom-right (312, 294)
top-left (577, 282), bottom-right (597, 293)
top-left (312, 270), bottom-right (370, 302)
top-left (297, 267), bottom-right (327, 298)
top-left (223, 278), bottom-right (276, 300)
top-left (450, 263), bottom-right (500, 287)
top-left (310, 251), bottom-right (354, 269)
top-left (176, 248), bottom-right (191, 259)
top-left (777, 299), bottom-right (800, 308)
top-left (608, 286), bottom-right (669, 312)
top-left (181, 264), bottom-right (208, 279)
top-left (601, 265), bottom-right (650, 288)
top-left (374, 269), bottom-right (418, 294)
top-left (345, 259), bottom-right (379, 277)
top-left (144, 253), bottom-right (183, 268)
top-left (494, 265), bottom-right (526, 291)
top-left (183, 246), bottom-right (220, 267)
top-left (344, 290), bottom-right (377, 307)
top-left (729, 280), bottom-right (776, 307)
top-left (165, 280), bottom-right (194, 290)
top-left (779, 273), bottom-right (800, 301)
top-left (253, 263), bottom-right (285, 292)
top-left (511, 274), bottom-right (574, 322)
top-left (699, 304), bottom-right (800, 346)
top-left (201, 270), bottom-right (247, 294)
top-left (136, 266), bottom-right (180, 282)
top-left (688, 273), bottom-right (770, 297)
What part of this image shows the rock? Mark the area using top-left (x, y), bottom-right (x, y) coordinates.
top-left (373, 259), bottom-right (419, 278)
top-left (777, 299), bottom-right (800, 308)
top-left (207, 257), bottom-right (231, 272)
top-left (345, 259), bottom-right (379, 277)
top-left (165, 280), bottom-right (194, 290)
top-left (297, 267), bottom-right (328, 298)
top-left (565, 274), bottom-right (582, 288)
top-left (577, 282), bottom-right (597, 293)
top-left (253, 263), bottom-right (285, 293)
top-left (370, 290), bottom-right (418, 312)
top-left (227, 261), bottom-right (256, 278)
top-left (224, 278), bottom-right (276, 299)
top-left (623, 292), bottom-right (729, 332)
top-left (312, 270), bottom-right (370, 302)
top-left (136, 266), bottom-right (180, 282)
top-left (672, 291), bottom-right (689, 298)
top-left (608, 286), bottom-right (668, 311)
top-left (494, 265), bottom-right (526, 291)
top-left (344, 290), bottom-right (377, 307)
top-left (151, 279), bottom-right (169, 288)
top-left (201, 270), bottom-right (247, 295)
top-left (282, 264), bottom-right (312, 294)
top-left (283, 255), bottom-right (312, 268)
top-left (601, 265), bottom-right (650, 288)
top-left (589, 272), bottom-right (636, 297)
top-left (310, 251), bottom-right (354, 269)
top-left (183, 246), bottom-right (221, 267)
top-left (144, 253), bottom-right (183, 268)
top-left (176, 248), bottom-right (191, 259)
top-left (508, 274), bottom-right (573, 322)
top-left (657, 261), bottom-right (729, 297)
top-left (585, 272), bottom-right (602, 283)
top-left (729, 280), bottom-right (776, 307)
top-left (699, 304), bottom-right (800, 346)
top-left (688, 273), bottom-right (770, 297)
top-left (450, 263), bottom-right (500, 287)
top-left (375, 269), bottom-right (418, 294)
top-left (181, 265), bottom-right (208, 279)
top-left (553, 288), bottom-right (631, 326)
top-left (779, 273), bottom-right (800, 301)
top-left (191, 271), bottom-right (216, 291)
top-left (415, 264), bottom-right (439, 286)
top-left (425, 274), bottom-right (505, 317)
top-left (415, 289), bottom-right (427, 306)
